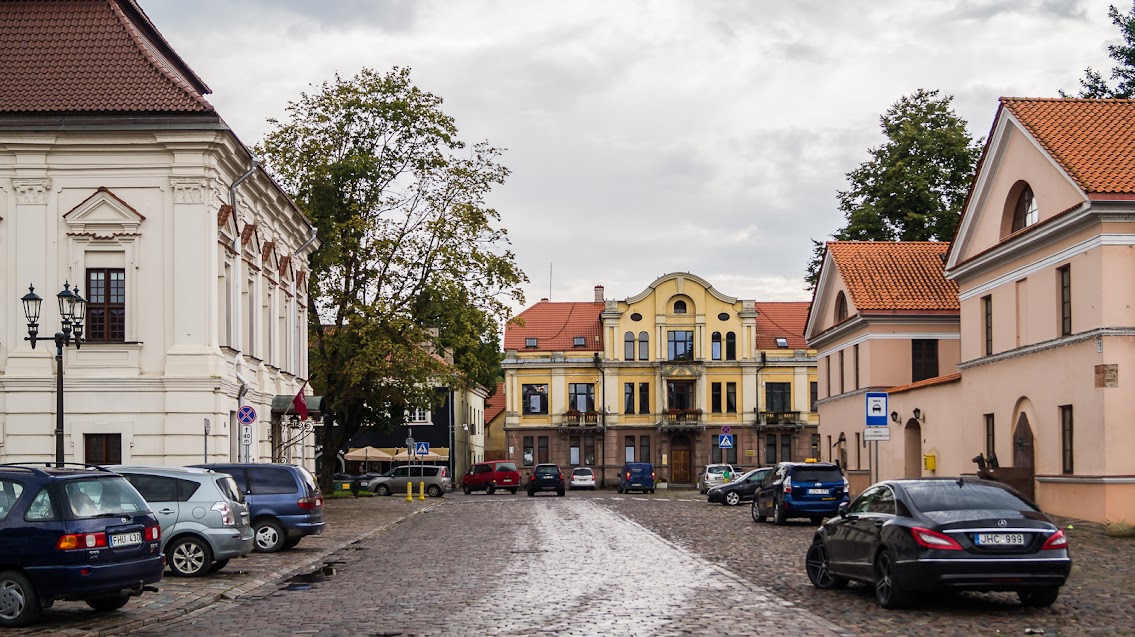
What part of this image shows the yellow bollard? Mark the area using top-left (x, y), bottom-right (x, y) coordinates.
top-left (406, 481), bottom-right (413, 502)
top-left (419, 481), bottom-right (426, 501)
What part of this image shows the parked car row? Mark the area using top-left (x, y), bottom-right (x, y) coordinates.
top-left (0, 461), bottom-right (324, 627)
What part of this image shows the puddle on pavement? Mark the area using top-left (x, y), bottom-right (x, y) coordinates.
top-left (280, 563), bottom-right (337, 591)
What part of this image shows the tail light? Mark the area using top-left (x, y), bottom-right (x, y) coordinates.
top-left (212, 501), bottom-right (236, 526)
top-left (440, 468), bottom-right (447, 478)
top-left (651, 471), bottom-right (656, 480)
top-left (559, 472), bottom-right (564, 481)
top-left (1042, 529), bottom-right (1068, 550)
top-left (57, 532), bottom-right (108, 550)
top-left (145, 524), bottom-right (161, 542)
top-left (298, 495), bottom-right (323, 510)
top-left (842, 477), bottom-right (850, 492)
top-left (910, 526), bottom-right (963, 550)
top-left (625, 471), bottom-right (631, 480)
top-left (783, 477), bottom-right (792, 494)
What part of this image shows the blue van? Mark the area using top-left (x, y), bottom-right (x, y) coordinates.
top-left (193, 464), bottom-right (323, 553)
top-left (0, 464), bottom-right (164, 627)
top-left (617, 463), bottom-right (655, 494)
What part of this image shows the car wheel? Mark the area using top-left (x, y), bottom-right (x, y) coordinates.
top-left (773, 500), bottom-right (787, 526)
top-left (751, 501), bottom-right (767, 523)
top-left (616, 485), bottom-right (624, 494)
top-left (253, 519), bottom-right (286, 553)
top-left (427, 484), bottom-right (442, 498)
top-left (86, 593), bottom-right (131, 612)
top-left (649, 489), bottom-right (655, 494)
top-left (509, 488), bottom-right (517, 494)
top-left (724, 491), bottom-right (741, 506)
top-left (1018, 587), bottom-right (1061, 607)
top-left (810, 516), bottom-right (824, 525)
top-left (169, 536), bottom-right (213, 577)
top-left (805, 540), bottom-right (848, 589)
top-left (527, 488), bottom-right (534, 497)
top-left (486, 484), bottom-right (496, 495)
top-left (375, 484), bottom-right (391, 497)
top-left (557, 489), bottom-right (565, 496)
top-left (0, 570), bottom-right (41, 628)
top-left (209, 559), bottom-right (230, 573)
top-left (462, 485), bottom-right (472, 495)
top-left (874, 550), bottom-right (911, 609)
top-left (282, 537), bottom-right (302, 550)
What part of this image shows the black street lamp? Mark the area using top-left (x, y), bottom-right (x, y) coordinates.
top-left (21, 282), bottom-right (86, 467)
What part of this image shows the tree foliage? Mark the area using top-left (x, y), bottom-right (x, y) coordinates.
top-left (805, 89), bottom-right (982, 289)
top-left (1065, 2), bottom-right (1135, 99)
top-left (258, 67), bottom-right (526, 486)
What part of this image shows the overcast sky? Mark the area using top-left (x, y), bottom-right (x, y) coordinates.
top-left (146, 0), bottom-right (1120, 309)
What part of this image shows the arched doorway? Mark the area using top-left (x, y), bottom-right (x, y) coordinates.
top-left (904, 420), bottom-right (922, 478)
top-left (670, 434), bottom-right (692, 484)
top-left (1008, 413), bottom-right (1036, 500)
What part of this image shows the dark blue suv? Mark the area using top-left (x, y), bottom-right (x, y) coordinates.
top-left (193, 464), bottom-right (324, 553)
top-left (753, 461), bottom-right (849, 525)
top-left (0, 464), bottom-right (164, 627)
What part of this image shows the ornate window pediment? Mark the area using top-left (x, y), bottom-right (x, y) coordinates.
top-left (63, 187), bottom-right (145, 240)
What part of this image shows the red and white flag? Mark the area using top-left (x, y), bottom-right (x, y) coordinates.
top-left (292, 381), bottom-right (309, 420)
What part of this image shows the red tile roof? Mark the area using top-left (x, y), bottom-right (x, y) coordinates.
top-left (484, 382), bottom-right (505, 423)
top-left (754, 302), bottom-right (810, 349)
top-left (1002, 98), bottom-right (1135, 195)
top-left (887, 373), bottom-right (961, 395)
top-left (504, 301), bottom-right (604, 352)
top-left (828, 242), bottom-right (959, 313)
top-left (0, 0), bottom-right (214, 115)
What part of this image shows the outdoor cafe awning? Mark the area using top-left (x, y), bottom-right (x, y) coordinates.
top-left (343, 446), bottom-right (393, 462)
top-left (390, 448), bottom-right (446, 461)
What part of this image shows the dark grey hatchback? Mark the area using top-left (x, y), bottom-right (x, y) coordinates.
top-left (805, 478), bottom-right (1071, 609)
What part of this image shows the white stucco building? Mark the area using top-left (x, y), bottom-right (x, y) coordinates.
top-left (0, 0), bottom-right (318, 467)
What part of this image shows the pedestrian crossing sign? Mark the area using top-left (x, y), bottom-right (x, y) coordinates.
top-left (718, 434), bottom-right (733, 448)
top-left (414, 441), bottom-right (430, 456)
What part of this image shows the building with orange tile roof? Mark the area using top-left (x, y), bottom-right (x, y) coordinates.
top-left (502, 276), bottom-right (818, 486)
top-left (0, 0), bottom-right (318, 469)
top-left (809, 98), bottom-right (1135, 524)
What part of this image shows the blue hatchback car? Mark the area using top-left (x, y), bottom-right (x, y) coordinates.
top-left (192, 464), bottom-right (324, 553)
top-left (0, 464), bottom-right (164, 627)
top-left (754, 461), bottom-right (850, 525)
top-left (617, 463), bottom-right (655, 494)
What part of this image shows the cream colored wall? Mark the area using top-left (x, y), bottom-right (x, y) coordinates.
top-left (811, 270), bottom-right (857, 336)
top-left (956, 124), bottom-right (1085, 264)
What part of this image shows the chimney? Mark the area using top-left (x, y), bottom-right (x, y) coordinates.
top-left (594, 285), bottom-right (605, 302)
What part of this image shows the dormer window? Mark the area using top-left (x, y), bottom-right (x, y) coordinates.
top-left (573, 336), bottom-right (586, 347)
top-left (525, 337), bottom-right (538, 348)
top-left (1012, 185), bottom-right (1039, 232)
top-left (776, 337), bottom-right (789, 348)
top-left (673, 300), bottom-right (687, 314)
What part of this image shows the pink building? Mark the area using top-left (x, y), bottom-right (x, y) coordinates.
top-left (808, 98), bottom-right (1135, 524)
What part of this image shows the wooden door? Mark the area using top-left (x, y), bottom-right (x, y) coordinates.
top-left (1004, 413), bottom-right (1036, 501)
top-left (671, 450), bottom-right (691, 483)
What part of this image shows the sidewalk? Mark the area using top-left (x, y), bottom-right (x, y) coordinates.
top-left (19, 495), bottom-right (436, 637)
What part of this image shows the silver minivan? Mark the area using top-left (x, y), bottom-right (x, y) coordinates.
top-left (111, 466), bottom-right (253, 577)
top-left (367, 465), bottom-right (452, 497)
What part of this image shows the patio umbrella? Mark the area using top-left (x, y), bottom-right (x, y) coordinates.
top-left (344, 446), bottom-right (393, 462)
top-left (392, 448), bottom-right (442, 461)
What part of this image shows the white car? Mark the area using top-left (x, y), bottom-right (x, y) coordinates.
top-left (569, 467), bottom-right (596, 490)
top-left (698, 463), bottom-right (735, 494)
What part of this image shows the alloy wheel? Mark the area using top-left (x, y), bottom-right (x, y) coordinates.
top-left (806, 541), bottom-right (846, 589)
top-left (0, 579), bottom-right (26, 621)
top-left (170, 538), bottom-right (209, 576)
top-left (725, 491), bottom-right (741, 506)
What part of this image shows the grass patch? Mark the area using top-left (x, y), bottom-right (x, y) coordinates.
top-left (326, 490), bottom-right (375, 499)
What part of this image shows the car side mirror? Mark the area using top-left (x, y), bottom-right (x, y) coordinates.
top-left (838, 501), bottom-right (850, 518)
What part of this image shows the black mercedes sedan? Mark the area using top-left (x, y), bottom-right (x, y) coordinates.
top-left (805, 478), bottom-right (1071, 609)
top-left (707, 467), bottom-right (771, 506)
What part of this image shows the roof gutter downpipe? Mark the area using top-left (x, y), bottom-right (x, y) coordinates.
top-left (230, 160), bottom-right (259, 462)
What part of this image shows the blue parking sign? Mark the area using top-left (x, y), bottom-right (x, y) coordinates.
top-left (718, 434), bottom-right (733, 448)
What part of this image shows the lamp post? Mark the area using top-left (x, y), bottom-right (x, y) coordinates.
top-left (21, 282), bottom-right (86, 467)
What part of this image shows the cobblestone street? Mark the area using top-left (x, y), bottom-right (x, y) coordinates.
top-left (9, 490), bottom-right (1135, 637)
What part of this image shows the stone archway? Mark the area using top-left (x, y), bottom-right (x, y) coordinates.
top-left (670, 434), bottom-right (692, 484)
top-left (1004, 412), bottom-right (1036, 501)
top-left (904, 419), bottom-right (922, 478)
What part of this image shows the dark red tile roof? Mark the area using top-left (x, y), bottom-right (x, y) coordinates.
top-left (484, 382), bottom-right (505, 423)
top-left (755, 302), bottom-right (810, 349)
top-left (887, 373), bottom-right (961, 395)
top-left (0, 0), bottom-right (214, 115)
top-left (504, 301), bottom-right (604, 352)
top-left (828, 242), bottom-right (959, 313)
top-left (1002, 98), bottom-right (1135, 195)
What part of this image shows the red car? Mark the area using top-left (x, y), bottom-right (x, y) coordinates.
top-left (462, 461), bottom-right (521, 494)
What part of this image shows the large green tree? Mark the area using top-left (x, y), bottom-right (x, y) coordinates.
top-left (1065, 2), bottom-right (1135, 99)
top-left (805, 89), bottom-right (982, 289)
top-left (258, 67), bottom-right (526, 487)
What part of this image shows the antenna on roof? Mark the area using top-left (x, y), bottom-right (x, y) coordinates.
top-left (549, 263), bottom-right (553, 301)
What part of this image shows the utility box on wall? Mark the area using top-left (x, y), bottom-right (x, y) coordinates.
top-left (923, 454), bottom-right (936, 471)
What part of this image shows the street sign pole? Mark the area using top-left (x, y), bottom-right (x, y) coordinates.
top-left (204, 417), bottom-right (210, 464)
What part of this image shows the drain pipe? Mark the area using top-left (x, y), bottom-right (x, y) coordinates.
top-left (230, 160), bottom-right (259, 462)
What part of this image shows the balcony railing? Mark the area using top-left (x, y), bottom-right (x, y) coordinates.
top-left (757, 410), bottom-right (801, 425)
top-left (562, 411), bottom-right (600, 425)
top-left (663, 411), bottom-right (703, 425)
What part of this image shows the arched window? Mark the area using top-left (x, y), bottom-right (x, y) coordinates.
top-left (726, 332), bottom-right (737, 361)
top-left (638, 331), bottom-right (649, 360)
top-left (835, 292), bottom-right (848, 323)
top-left (711, 332), bottom-right (722, 360)
top-left (624, 331), bottom-right (635, 361)
top-left (1012, 185), bottom-right (1039, 232)
top-left (673, 300), bottom-right (687, 314)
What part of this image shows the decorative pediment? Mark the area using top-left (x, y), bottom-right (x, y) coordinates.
top-left (218, 203), bottom-right (233, 228)
top-left (63, 187), bottom-right (145, 240)
top-left (241, 221), bottom-right (258, 246)
top-left (262, 240), bottom-right (275, 263)
top-left (278, 255), bottom-right (292, 279)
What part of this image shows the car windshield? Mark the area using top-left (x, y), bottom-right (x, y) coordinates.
top-left (905, 482), bottom-right (1037, 512)
top-left (535, 466), bottom-right (558, 475)
top-left (572, 469), bottom-right (592, 476)
top-left (792, 468), bottom-right (843, 482)
top-left (707, 466), bottom-right (728, 474)
top-left (63, 477), bottom-right (149, 519)
top-left (495, 462), bottom-right (517, 472)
